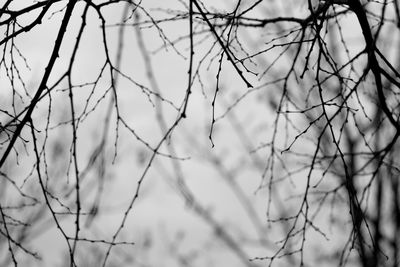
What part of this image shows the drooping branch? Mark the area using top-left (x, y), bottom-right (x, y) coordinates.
top-left (0, 0), bottom-right (79, 168)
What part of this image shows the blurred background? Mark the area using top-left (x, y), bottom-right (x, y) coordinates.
top-left (1, 0), bottom-right (400, 266)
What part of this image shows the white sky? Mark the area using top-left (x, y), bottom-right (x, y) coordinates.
top-left (0, 0), bottom-right (387, 266)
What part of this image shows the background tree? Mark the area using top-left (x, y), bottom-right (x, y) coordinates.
top-left (0, 0), bottom-right (400, 266)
